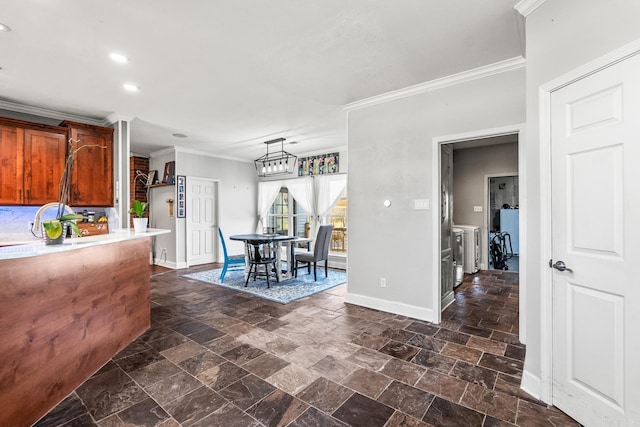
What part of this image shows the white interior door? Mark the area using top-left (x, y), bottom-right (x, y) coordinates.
top-left (186, 177), bottom-right (217, 266)
top-left (550, 53), bottom-right (640, 426)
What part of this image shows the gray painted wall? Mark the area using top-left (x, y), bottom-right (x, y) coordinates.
top-left (523, 0), bottom-right (640, 385)
top-left (452, 142), bottom-right (518, 269)
top-left (148, 149), bottom-right (257, 268)
top-left (346, 68), bottom-right (525, 317)
top-left (177, 150), bottom-right (257, 259)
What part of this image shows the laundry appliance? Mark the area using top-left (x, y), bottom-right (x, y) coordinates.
top-left (455, 225), bottom-right (480, 274)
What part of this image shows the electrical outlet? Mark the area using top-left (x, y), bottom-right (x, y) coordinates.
top-left (474, 206), bottom-right (483, 212)
top-left (380, 277), bottom-right (387, 288)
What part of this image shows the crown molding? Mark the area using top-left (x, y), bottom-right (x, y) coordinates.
top-left (515, 0), bottom-right (546, 17)
top-left (342, 56), bottom-right (526, 112)
top-left (0, 99), bottom-right (106, 126)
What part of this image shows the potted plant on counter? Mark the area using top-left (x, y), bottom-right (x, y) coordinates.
top-left (35, 138), bottom-right (98, 245)
top-left (31, 138), bottom-right (107, 245)
top-left (129, 200), bottom-right (149, 233)
top-left (42, 211), bottom-right (86, 245)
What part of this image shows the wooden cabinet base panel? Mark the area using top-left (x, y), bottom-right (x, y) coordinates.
top-left (0, 238), bottom-right (151, 427)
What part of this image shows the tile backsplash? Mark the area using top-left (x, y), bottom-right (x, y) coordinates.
top-left (0, 206), bottom-right (120, 243)
top-left (0, 206), bottom-right (42, 242)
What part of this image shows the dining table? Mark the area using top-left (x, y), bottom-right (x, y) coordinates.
top-left (229, 233), bottom-right (310, 282)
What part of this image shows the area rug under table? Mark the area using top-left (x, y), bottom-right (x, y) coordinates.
top-left (182, 267), bottom-right (346, 304)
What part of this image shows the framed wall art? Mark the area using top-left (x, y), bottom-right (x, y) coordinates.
top-left (162, 161), bottom-right (176, 184)
top-left (298, 152), bottom-right (339, 176)
top-left (146, 170), bottom-right (157, 187)
top-left (176, 175), bottom-right (186, 218)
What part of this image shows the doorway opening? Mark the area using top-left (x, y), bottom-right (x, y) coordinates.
top-left (433, 125), bottom-right (524, 329)
top-left (488, 175), bottom-right (519, 272)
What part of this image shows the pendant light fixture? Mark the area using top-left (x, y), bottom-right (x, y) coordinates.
top-left (254, 138), bottom-right (297, 177)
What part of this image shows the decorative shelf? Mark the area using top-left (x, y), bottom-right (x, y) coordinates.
top-left (148, 183), bottom-right (174, 188)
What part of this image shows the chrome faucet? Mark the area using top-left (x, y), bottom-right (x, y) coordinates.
top-left (31, 202), bottom-right (75, 238)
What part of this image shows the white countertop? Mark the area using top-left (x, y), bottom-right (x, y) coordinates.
top-left (0, 228), bottom-right (170, 260)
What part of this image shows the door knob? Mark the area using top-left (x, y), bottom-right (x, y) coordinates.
top-left (549, 259), bottom-right (573, 273)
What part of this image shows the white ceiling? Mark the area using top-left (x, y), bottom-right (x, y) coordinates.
top-left (0, 0), bottom-right (523, 161)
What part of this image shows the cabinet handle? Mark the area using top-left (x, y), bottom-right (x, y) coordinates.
top-left (19, 189), bottom-right (22, 202)
top-left (27, 189), bottom-right (30, 203)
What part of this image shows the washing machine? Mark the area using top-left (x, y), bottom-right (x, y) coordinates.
top-left (455, 225), bottom-right (480, 274)
top-left (452, 228), bottom-right (464, 286)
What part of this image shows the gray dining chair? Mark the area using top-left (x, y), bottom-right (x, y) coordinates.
top-left (294, 225), bottom-right (334, 281)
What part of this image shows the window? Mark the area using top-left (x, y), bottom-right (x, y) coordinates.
top-left (267, 188), bottom-right (313, 237)
top-left (327, 196), bottom-right (347, 252)
top-left (267, 185), bottom-right (348, 254)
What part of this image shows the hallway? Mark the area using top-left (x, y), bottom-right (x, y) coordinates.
top-left (36, 267), bottom-right (578, 426)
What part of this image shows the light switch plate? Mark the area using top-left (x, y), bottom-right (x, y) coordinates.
top-left (474, 206), bottom-right (483, 212)
top-left (414, 199), bottom-right (430, 210)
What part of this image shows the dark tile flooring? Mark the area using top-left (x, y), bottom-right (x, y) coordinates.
top-left (34, 267), bottom-right (579, 427)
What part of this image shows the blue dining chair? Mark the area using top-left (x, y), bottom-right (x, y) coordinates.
top-left (219, 228), bottom-right (245, 282)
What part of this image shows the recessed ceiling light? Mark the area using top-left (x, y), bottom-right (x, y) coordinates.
top-left (0, 23), bottom-right (11, 32)
top-left (109, 53), bottom-right (128, 63)
top-left (123, 83), bottom-right (139, 92)
top-left (172, 133), bottom-right (188, 138)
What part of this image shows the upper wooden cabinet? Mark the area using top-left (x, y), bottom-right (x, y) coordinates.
top-left (0, 118), bottom-right (67, 205)
top-left (60, 121), bottom-right (114, 207)
top-left (0, 123), bottom-right (22, 204)
top-left (0, 117), bottom-right (114, 207)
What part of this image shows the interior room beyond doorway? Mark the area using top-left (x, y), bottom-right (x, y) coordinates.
top-left (451, 136), bottom-right (519, 273)
top-left (488, 175), bottom-right (519, 272)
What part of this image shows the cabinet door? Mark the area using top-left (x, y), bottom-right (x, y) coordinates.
top-left (23, 128), bottom-right (67, 205)
top-left (66, 124), bottom-right (114, 207)
top-left (0, 124), bottom-right (24, 204)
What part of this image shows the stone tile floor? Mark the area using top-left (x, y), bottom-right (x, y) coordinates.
top-left (35, 266), bottom-right (579, 427)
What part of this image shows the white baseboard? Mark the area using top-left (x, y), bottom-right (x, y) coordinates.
top-left (153, 258), bottom-right (186, 269)
top-left (344, 292), bottom-right (435, 322)
top-left (521, 369), bottom-right (542, 401)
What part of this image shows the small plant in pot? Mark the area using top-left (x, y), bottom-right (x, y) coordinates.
top-left (42, 211), bottom-right (86, 245)
top-left (129, 200), bottom-right (149, 233)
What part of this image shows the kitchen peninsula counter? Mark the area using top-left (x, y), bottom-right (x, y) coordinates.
top-left (0, 229), bottom-right (170, 427)
top-left (0, 228), bottom-right (169, 260)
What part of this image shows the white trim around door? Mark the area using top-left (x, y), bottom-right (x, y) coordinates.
top-left (537, 37), bottom-right (640, 406)
top-left (431, 124), bottom-right (526, 333)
